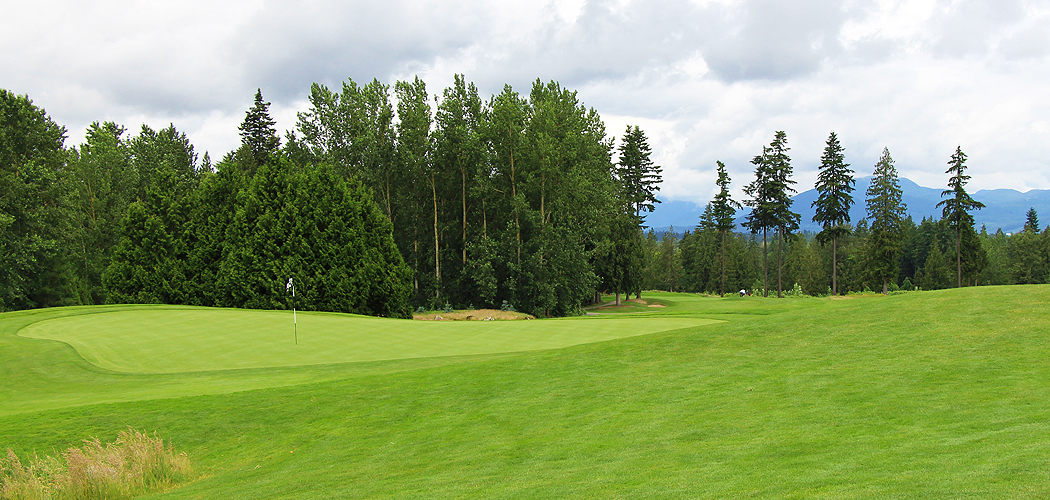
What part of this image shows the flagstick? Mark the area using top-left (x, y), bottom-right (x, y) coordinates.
top-left (293, 284), bottom-right (297, 346)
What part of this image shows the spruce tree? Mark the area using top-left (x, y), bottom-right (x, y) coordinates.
top-left (617, 125), bottom-right (662, 223)
top-left (936, 146), bottom-right (985, 287)
top-left (238, 89), bottom-right (281, 170)
top-left (866, 148), bottom-right (907, 294)
top-left (744, 131), bottom-right (798, 298)
top-left (1025, 208), bottom-right (1040, 233)
top-left (710, 161), bottom-right (740, 296)
top-left (812, 131), bottom-right (855, 295)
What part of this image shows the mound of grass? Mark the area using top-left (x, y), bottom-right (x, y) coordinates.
top-left (2, 286), bottom-right (1050, 498)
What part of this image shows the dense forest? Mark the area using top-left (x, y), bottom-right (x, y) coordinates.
top-left (2, 77), bottom-right (1047, 317)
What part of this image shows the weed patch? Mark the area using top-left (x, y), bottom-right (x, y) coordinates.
top-left (1, 428), bottom-right (192, 500)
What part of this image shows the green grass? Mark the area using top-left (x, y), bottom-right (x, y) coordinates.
top-left (2, 287), bottom-right (1050, 498)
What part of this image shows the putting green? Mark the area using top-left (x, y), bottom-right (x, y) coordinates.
top-left (18, 306), bottom-right (719, 374)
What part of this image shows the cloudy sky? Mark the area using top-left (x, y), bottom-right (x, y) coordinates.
top-left (4, 0), bottom-right (1049, 203)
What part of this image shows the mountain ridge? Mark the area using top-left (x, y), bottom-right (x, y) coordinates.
top-left (647, 178), bottom-right (1050, 235)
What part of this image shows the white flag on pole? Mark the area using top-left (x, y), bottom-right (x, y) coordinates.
top-left (286, 277), bottom-right (294, 296)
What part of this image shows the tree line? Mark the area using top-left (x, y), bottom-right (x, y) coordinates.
top-left (0, 78), bottom-right (662, 316)
top-left (640, 132), bottom-right (1048, 296)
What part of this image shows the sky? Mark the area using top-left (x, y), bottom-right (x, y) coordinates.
top-left (4, 0), bottom-right (1049, 204)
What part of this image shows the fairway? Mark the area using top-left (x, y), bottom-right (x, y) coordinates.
top-left (4, 287), bottom-right (1050, 499)
top-left (17, 306), bottom-right (718, 373)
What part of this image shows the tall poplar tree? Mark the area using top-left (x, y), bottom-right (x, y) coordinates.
top-left (812, 131), bottom-right (855, 295)
top-left (710, 161), bottom-right (740, 296)
top-left (395, 77), bottom-right (436, 302)
top-left (936, 146), bottom-right (985, 287)
top-left (866, 148), bottom-right (907, 294)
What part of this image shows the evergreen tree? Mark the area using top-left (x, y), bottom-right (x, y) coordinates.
top-left (866, 148), bottom-right (907, 294)
top-left (936, 146), bottom-right (985, 287)
top-left (744, 131), bottom-right (798, 297)
top-left (1024, 208), bottom-right (1040, 234)
top-left (710, 161), bottom-right (740, 296)
top-left (616, 125), bottom-right (662, 222)
top-left (918, 237), bottom-right (952, 290)
top-left (238, 89), bottom-right (281, 170)
top-left (812, 131), bottom-right (855, 295)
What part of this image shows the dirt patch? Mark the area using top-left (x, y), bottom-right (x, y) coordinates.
top-left (413, 309), bottom-right (535, 321)
top-left (626, 299), bottom-right (648, 304)
top-left (647, 304), bottom-right (667, 308)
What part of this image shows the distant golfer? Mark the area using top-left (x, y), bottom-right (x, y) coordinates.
top-left (739, 289), bottom-right (747, 297)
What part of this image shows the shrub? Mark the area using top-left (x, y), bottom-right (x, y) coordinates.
top-left (0, 428), bottom-right (192, 500)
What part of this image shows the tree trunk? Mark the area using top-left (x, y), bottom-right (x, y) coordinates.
top-left (720, 230), bottom-right (726, 297)
top-left (431, 173), bottom-right (440, 301)
top-left (832, 235), bottom-right (838, 296)
top-left (511, 151), bottom-right (520, 267)
top-left (466, 165), bottom-right (470, 265)
top-left (763, 228), bottom-right (768, 297)
top-left (615, 290), bottom-right (621, 306)
top-left (883, 277), bottom-right (889, 295)
top-left (777, 228), bottom-right (783, 298)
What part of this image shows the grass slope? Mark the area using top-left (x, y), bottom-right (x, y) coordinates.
top-left (2, 287), bottom-right (1049, 498)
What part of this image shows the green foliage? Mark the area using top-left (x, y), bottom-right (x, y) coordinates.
top-left (1025, 208), bottom-right (1040, 233)
top-left (616, 125), bottom-right (662, 221)
top-left (812, 131), bottom-right (855, 295)
top-left (936, 146), bottom-right (985, 287)
top-left (866, 147), bottom-right (906, 294)
top-left (918, 236), bottom-right (952, 290)
top-left (237, 89), bottom-right (281, 171)
top-left (711, 161), bottom-right (741, 296)
top-left (0, 89), bottom-right (72, 311)
top-left (744, 131), bottom-right (799, 297)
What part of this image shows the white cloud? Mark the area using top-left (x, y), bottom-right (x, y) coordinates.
top-left (2, 0), bottom-right (1047, 195)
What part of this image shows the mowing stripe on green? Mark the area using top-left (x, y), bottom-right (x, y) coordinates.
top-left (18, 306), bottom-right (720, 373)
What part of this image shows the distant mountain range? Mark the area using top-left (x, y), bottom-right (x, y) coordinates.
top-left (647, 178), bottom-right (1050, 235)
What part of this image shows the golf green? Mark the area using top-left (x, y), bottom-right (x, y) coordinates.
top-left (18, 306), bottom-right (720, 373)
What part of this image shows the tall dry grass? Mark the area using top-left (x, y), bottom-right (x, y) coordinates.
top-left (0, 428), bottom-right (192, 500)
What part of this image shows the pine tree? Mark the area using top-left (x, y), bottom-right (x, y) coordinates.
top-left (744, 131), bottom-right (798, 297)
top-left (936, 146), bottom-right (985, 287)
top-left (1024, 208), bottom-right (1039, 234)
top-left (866, 148), bottom-right (907, 294)
top-left (919, 237), bottom-right (952, 290)
top-left (710, 161), bottom-right (740, 296)
top-left (238, 89), bottom-right (281, 170)
top-left (812, 131), bottom-right (855, 295)
top-left (617, 125), bottom-right (662, 223)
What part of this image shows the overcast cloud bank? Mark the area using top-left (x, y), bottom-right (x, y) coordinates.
top-left (4, 0), bottom-right (1048, 202)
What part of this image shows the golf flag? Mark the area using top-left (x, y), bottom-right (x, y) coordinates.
top-left (287, 277), bottom-right (297, 345)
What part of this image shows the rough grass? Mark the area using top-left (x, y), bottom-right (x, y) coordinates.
top-left (0, 428), bottom-right (191, 500)
top-left (2, 286), bottom-right (1050, 498)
